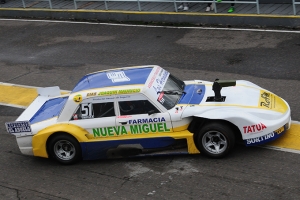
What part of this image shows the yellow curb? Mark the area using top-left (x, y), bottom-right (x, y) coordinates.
top-left (0, 84), bottom-right (38, 107)
top-left (0, 83), bottom-right (69, 107)
top-left (267, 123), bottom-right (300, 151)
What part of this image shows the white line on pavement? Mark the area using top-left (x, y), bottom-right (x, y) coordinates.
top-left (0, 103), bottom-right (27, 109)
top-left (1, 18), bottom-right (300, 33)
top-left (261, 145), bottom-right (300, 155)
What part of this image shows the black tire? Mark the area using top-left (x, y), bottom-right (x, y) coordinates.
top-left (195, 122), bottom-right (236, 158)
top-left (48, 134), bottom-right (82, 165)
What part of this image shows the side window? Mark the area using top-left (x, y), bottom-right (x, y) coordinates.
top-left (93, 102), bottom-right (115, 118)
top-left (71, 102), bottom-right (115, 120)
top-left (119, 100), bottom-right (159, 115)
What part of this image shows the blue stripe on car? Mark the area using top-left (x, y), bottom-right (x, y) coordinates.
top-left (179, 84), bottom-right (206, 104)
top-left (80, 137), bottom-right (179, 160)
top-left (72, 67), bottom-right (153, 93)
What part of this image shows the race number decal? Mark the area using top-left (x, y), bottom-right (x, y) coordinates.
top-left (81, 103), bottom-right (94, 119)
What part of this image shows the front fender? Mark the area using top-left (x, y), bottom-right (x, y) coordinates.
top-left (191, 108), bottom-right (288, 140)
top-left (32, 123), bottom-right (89, 158)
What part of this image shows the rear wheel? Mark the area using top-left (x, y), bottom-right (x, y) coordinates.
top-left (48, 134), bottom-right (82, 165)
top-left (195, 122), bottom-right (236, 158)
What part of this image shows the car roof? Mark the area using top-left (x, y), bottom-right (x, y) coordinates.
top-left (71, 65), bottom-right (157, 93)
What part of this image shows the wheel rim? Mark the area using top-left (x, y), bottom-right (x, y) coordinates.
top-left (202, 131), bottom-right (228, 155)
top-left (53, 140), bottom-right (76, 161)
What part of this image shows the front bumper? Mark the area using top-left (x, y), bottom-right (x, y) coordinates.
top-left (244, 121), bottom-right (290, 146)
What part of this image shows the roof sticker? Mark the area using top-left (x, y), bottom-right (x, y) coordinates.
top-left (106, 71), bottom-right (130, 83)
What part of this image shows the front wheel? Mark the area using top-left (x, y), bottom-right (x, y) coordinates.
top-left (195, 122), bottom-right (236, 158)
top-left (48, 134), bottom-right (82, 165)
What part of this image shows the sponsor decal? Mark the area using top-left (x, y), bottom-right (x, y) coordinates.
top-left (243, 122), bottom-right (267, 134)
top-left (93, 97), bottom-right (114, 101)
top-left (148, 67), bottom-right (161, 88)
top-left (106, 71), bottom-right (130, 83)
top-left (274, 126), bottom-right (284, 134)
top-left (98, 90), bottom-right (118, 95)
top-left (260, 91), bottom-right (272, 108)
top-left (245, 125), bottom-right (286, 145)
top-left (98, 89), bottom-right (140, 96)
top-left (157, 92), bottom-right (165, 104)
top-left (118, 89), bottom-right (140, 94)
top-left (128, 117), bottom-right (166, 124)
top-left (87, 92), bottom-right (97, 97)
top-left (5, 121), bottom-right (31, 134)
top-left (92, 122), bottom-right (170, 137)
top-left (258, 90), bottom-right (288, 113)
top-left (156, 69), bottom-right (169, 85)
top-left (152, 70), bottom-right (170, 93)
top-left (73, 94), bottom-right (83, 103)
top-left (246, 132), bottom-right (275, 145)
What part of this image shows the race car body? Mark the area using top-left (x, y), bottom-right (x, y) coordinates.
top-left (5, 65), bottom-right (291, 164)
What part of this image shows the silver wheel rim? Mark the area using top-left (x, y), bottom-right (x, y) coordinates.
top-left (53, 140), bottom-right (76, 161)
top-left (202, 131), bottom-right (228, 155)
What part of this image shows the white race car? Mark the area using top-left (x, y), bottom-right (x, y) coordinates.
top-left (5, 65), bottom-right (291, 164)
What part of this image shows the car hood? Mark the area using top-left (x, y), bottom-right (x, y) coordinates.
top-left (179, 80), bottom-right (288, 114)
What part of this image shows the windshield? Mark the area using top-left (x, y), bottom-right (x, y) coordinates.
top-left (157, 74), bottom-right (185, 110)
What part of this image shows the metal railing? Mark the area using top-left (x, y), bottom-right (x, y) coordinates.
top-left (73, 0), bottom-right (259, 13)
top-left (21, 0), bottom-right (52, 9)
top-left (293, 0), bottom-right (300, 15)
top-left (213, 0), bottom-right (260, 14)
top-left (16, 0), bottom-right (299, 15)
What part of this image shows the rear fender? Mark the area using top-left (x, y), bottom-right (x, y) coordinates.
top-left (32, 123), bottom-right (89, 158)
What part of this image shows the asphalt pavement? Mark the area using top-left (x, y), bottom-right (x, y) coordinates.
top-left (0, 17), bottom-right (300, 200)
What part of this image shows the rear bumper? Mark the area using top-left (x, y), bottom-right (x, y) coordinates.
top-left (16, 135), bottom-right (34, 156)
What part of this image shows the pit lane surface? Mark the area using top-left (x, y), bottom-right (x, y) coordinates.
top-left (0, 19), bottom-right (300, 200)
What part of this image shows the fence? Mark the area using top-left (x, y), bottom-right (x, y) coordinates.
top-left (73, 0), bottom-right (259, 13)
top-left (21, 0), bottom-right (52, 8)
top-left (293, 0), bottom-right (300, 15)
top-left (15, 0), bottom-right (299, 15)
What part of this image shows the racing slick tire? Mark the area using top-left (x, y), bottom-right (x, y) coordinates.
top-left (48, 134), bottom-right (82, 165)
top-left (195, 122), bottom-right (236, 158)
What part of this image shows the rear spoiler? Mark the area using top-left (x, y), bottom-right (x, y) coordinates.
top-left (5, 86), bottom-right (61, 135)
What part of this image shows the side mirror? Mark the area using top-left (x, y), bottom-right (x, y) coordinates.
top-left (148, 110), bottom-right (155, 115)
